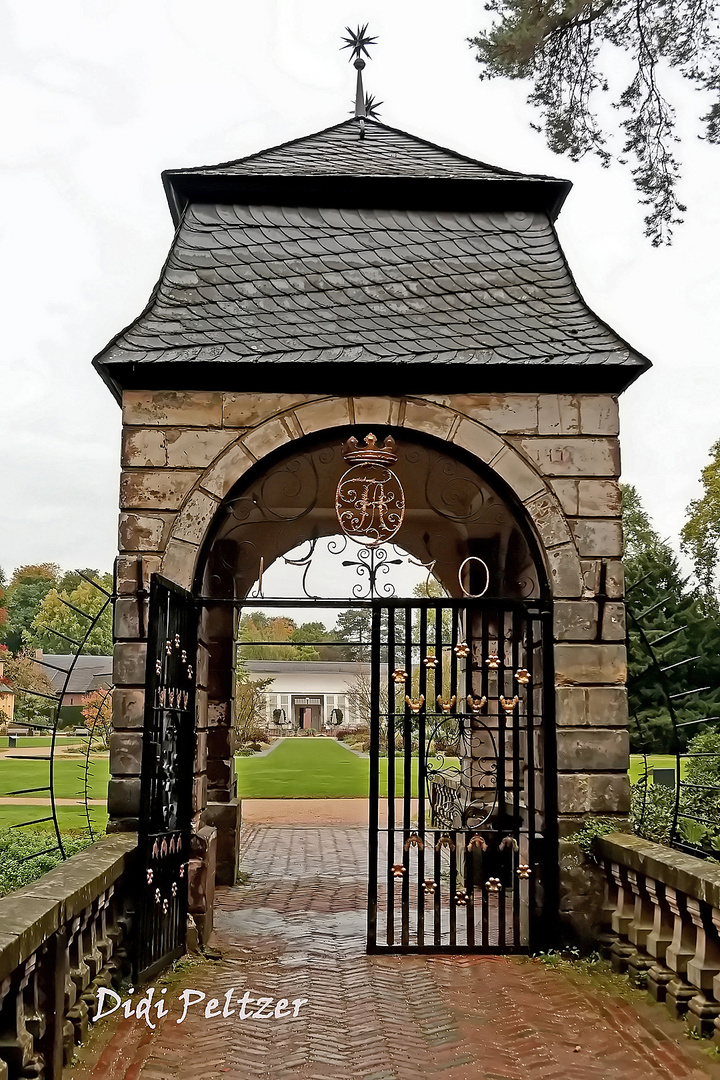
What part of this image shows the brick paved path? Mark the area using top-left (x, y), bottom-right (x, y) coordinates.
top-left (71, 825), bottom-right (720, 1080)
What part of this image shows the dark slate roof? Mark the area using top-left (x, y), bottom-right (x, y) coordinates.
top-left (161, 119), bottom-right (573, 230)
top-left (95, 203), bottom-right (647, 374)
top-left (94, 118), bottom-right (650, 397)
top-left (41, 655), bottom-right (113, 695)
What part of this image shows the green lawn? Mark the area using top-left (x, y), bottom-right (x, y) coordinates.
top-left (0, 804), bottom-right (108, 831)
top-left (0, 757), bottom-right (110, 800)
top-left (0, 744), bottom-right (683, 806)
top-left (235, 738), bottom-right (456, 798)
top-left (628, 754), bottom-right (681, 784)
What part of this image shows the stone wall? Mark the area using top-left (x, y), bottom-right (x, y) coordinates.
top-left (111, 390), bottom-right (629, 884)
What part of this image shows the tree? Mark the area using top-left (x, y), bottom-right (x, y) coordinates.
top-left (27, 575), bottom-right (113, 656)
top-left (236, 612), bottom-right (321, 661)
top-left (681, 437), bottom-right (720, 606)
top-left (235, 666), bottom-right (273, 746)
top-left (81, 688), bottom-right (113, 749)
top-left (1, 564), bottom-right (59, 653)
top-left (0, 647), bottom-right (56, 727)
top-left (470, 0), bottom-right (720, 246)
top-left (0, 568), bottom-right (7, 634)
top-left (622, 484), bottom-right (720, 752)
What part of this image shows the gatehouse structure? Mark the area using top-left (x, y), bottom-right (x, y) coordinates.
top-left (94, 113), bottom-right (649, 965)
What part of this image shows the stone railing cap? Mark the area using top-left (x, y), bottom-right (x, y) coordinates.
top-left (0, 833), bottom-right (137, 982)
top-left (598, 831), bottom-right (720, 908)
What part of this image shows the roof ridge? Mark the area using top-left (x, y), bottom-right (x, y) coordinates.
top-left (163, 117), bottom-right (566, 185)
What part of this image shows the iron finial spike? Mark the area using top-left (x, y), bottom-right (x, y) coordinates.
top-left (340, 24), bottom-right (378, 137)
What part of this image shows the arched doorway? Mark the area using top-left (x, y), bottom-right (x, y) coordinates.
top-left (138, 426), bottom-right (556, 970)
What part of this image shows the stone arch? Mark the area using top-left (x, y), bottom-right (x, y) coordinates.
top-left (160, 394), bottom-right (584, 602)
top-left (167, 406), bottom-right (580, 887)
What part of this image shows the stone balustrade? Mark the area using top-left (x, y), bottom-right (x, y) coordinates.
top-left (598, 831), bottom-right (720, 1038)
top-left (0, 834), bottom-right (137, 1080)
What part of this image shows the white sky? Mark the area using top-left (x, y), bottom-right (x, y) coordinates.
top-left (2, 0), bottom-right (719, 580)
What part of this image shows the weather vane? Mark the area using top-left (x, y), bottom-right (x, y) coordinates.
top-left (340, 24), bottom-right (382, 138)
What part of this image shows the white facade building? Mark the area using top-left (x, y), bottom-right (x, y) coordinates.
top-left (244, 660), bottom-right (370, 730)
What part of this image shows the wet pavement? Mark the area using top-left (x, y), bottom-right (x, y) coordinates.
top-left (69, 821), bottom-right (720, 1080)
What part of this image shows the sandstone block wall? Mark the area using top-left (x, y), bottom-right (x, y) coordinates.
top-left (111, 390), bottom-right (629, 864)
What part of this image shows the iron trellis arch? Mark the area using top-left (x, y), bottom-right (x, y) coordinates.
top-left (5, 572), bottom-right (114, 863)
top-left (626, 579), bottom-right (720, 857)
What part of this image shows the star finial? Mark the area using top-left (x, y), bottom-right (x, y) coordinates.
top-left (340, 24), bottom-right (379, 137)
top-left (340, 24), bottom-right (377, 63)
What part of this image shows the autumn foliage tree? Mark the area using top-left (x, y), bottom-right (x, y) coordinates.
top-left (81, 688), bottom-right (113, 749)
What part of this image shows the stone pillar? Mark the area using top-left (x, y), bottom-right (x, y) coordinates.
top-left (626, 870), bottom-right (654, 985)
top-left (665, 887), bottom-right (697, 1018)
top-left (645, 879), bottom-right (675, 1002)
top-left (609, 862), bottom-right (635, 973)
top-left (201, 603), bottom-right (242, 886)
top-left (686, 899), bottom-right (720, 1034)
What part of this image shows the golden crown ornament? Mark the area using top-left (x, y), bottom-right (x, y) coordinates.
top-left (335, 433), bottom-right (405, 546)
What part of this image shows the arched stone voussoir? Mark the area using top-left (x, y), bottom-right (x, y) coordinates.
top-left (197, 441), bottom-right (255, 500)
top-left (161, 538), bottom-right (200, 591)
top-left (172, 487), bottom-right (222, 547)
top-left (451, 417), bottom-right (583, 599)
top-left (293, 397), bottom-right (352, 435)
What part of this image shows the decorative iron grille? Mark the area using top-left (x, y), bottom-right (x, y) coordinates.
top-left (136, 576), bottom-right (197, 981)
top-left (367, 597), bottom-right (554, 953)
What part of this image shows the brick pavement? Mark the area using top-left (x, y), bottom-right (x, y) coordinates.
top-left (70, 823), bottom-right (720, 1080)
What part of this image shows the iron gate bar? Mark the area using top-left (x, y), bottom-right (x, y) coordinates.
top-left (137, 575), bottom-right (197, 983)
top-left (366, 604), bottom-right (381, 951)
top-left (367, 598), bottom-right (554, 955)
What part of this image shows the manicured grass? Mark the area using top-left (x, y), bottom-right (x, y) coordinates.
top-left (0, 757), bottom-right (110, 800)
top-left (0, 804), bottom-right (108, 831)
top-left (628, 753), bottom-right (682, 784)
top-left (235, 737), bottom-right (457, 798)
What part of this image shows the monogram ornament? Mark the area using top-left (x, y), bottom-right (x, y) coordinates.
top-left (335, 433), bottom-right (405, 546)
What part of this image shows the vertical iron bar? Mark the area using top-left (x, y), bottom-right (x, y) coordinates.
top-left (465, 600), bottom-right (475, 948)
top-left (366, 603), bottom-right (381, 951)
top-left (511, 609), bottom-right (521, 950)
top-left (386, 607), bottom-right (396, 946)
top-left (435, 603), bottom-right (445, 942)
top-left (541, 607), bottom-right (558, 950)
top-left (417, 606), bottom-right (427, 947)
top-left (526, 614), bottom-right (537, 949)
top-left (497, 605), bottom-right (507, 949)
top-left (401, 605), bottom-right (412, 948)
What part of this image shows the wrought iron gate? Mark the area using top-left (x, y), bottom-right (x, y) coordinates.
top-left (136, 576), bottom-right (197, 981)
top-left (367, 598), bottom-right (554, 954)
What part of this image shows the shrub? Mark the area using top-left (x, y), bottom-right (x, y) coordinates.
top-left (0, 828), bottom-right (99, 898)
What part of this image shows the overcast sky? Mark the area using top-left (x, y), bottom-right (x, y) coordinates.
top-left (2, 0), bottom-right (719, 580)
